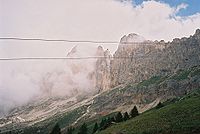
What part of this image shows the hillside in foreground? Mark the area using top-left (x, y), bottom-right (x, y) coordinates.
top-left (98, 90), bottom-right (200, 134)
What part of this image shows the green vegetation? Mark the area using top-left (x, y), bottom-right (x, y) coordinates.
top-left (98, 92), bottom-right (200, 134)
top-left (78, 123), bottom-right (88, 134)
top-left (171, 69), bottom-right (191, 81)
top-left (123, 112), bottom-right (130, 121)
top-left (137, 76), bottom-right (164, 87)
top-left (66, 127), bottom-right (74, 134)
top-left (67, 106), bottom-right (139, 134)
top-left (115, 112), bottom-right (123, 123)
top-left (58, 105), bottom-right (88, 128)
top-left (92, 123), bottom-right (99, 134)
top-left (155, 102), bottom-right (164, 109)
top-left (137, 66), bottom-right (200, 87)
top-left (67, 112), bottom-right (117, 134)
top-left (8, 105), bottom-right (88, 134)
top-left (130, 106), bottom-right (139, 118)
top-left (171, 66), bottom-right (200, 81)
top-left (50, 123), bottom-right (61, 134)
top-left (190, 68), bottom-right (200, 77)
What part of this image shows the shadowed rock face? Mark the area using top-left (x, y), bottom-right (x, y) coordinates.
top-left (95, 46), bottom-right (112, 92)
top-left (95, 29), bottom-right (200, 90)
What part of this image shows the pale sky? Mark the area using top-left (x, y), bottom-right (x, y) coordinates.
top-left (1, 0), bottom-right (200, 57)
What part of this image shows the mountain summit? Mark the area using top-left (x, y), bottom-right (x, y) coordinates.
top-left (120, 33), bottom-right (146, 44)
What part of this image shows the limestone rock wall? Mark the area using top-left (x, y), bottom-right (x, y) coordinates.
top-left (95, 29), bottom-right (200, 90)
top-left (95, 46), bottom-right (112, 91)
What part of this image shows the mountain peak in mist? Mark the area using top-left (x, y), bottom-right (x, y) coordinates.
top-left (96, 46), bottom-right (104, 56)
top-left (120, 33), bottom-right (146, 44)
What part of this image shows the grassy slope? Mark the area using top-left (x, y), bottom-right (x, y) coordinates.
top-left (72, 112), bottom-right (117, 134)
top-left (98, 91), bottom-right (200, 134)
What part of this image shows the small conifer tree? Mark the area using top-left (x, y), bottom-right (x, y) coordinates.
top-left (50, 123), bottom-right (61, 134)
top-left (156, 102), bottom-right (164, 109)
top-left (123, 112), bottom-right (130, 121)
top-left (130, 106), bottom-right (139, 118)
top-left (92, 122), bottom-right (99, 133)
top-left (78, 123), bottom-right (87, 134)
top-left (115, 112), bottom-right (123, 123)
top-left (67, 126), bottom-right (74, 134)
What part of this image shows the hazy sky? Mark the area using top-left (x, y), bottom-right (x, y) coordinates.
top-left (0, 0), bottom-right (200, 116)
top-left (0, 0), bottom-right (200, 57)
top-left (1, 0), bottom-right (200, 57)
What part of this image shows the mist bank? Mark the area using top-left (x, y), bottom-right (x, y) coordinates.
top-left (0, 45), bottom-right (100, 117)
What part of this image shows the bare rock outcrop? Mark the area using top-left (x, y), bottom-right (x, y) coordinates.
top-left (95, 29), bottom-right (200, 90)
top-left (95, 46), bottom-right (112, 91)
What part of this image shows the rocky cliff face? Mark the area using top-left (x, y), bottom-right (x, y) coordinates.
top-left (95, 46), bottom-right (112, 92)
top-left (96, 29), bottom-right (200, 90)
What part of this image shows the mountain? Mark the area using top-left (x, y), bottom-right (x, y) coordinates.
top-left (1, 63), bottom-right (200, 134)
top-left (1, 65), bottom-right (199, 134)
top-left (97, 29), bottom-right (200, 90)
top-left (0, 29), bottom-right (200, 134)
